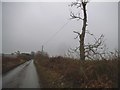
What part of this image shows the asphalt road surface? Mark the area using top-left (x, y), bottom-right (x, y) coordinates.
top-left (2, 60), bottom-right (40, 88)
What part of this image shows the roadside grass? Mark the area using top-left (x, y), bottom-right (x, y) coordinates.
top-left (34, 55), bottom-right (118, 88)
top-left (2, 56), bottom-right (27, 74)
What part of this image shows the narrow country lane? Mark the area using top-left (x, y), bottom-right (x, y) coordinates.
top-left (2, 60), bottom-right (40, 88)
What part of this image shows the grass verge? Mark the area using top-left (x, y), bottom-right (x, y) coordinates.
top-left (34, 55), bottom-right (118, 88)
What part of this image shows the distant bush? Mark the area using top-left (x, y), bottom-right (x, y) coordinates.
top-left (19, 53), bottom-right (32, 61)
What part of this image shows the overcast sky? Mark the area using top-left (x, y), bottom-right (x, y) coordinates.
top-left (2, 2), bottom-right (118, 56)
top-left (119, 2), bottom-right (120, 51)
top-left (0, 2), bottom-right (1, 54)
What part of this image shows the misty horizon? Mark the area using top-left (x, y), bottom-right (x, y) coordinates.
top-left (2, 2), bottom-right (118, 56)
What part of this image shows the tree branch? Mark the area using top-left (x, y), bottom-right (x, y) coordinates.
top-left (73, 31), bottom-right (81, 36)
top-left (84, 34), bottom-right (106, 60)
top-left (70, 12), bottom-right (83, 20)
top-left (70, 1), bottom-right (81, 8)
top-left (74, 35), bottom-right (79, 39)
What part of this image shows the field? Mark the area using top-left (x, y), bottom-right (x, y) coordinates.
top-left (34, 54), bottom-right (119, 88)
top-left (2, 54), bottom-right (31, 74)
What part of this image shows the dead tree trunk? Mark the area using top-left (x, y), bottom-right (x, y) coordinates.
top-left (70, 1), bottom-right (88, 60)
top-left (80, 2), bottom-right (87, 61)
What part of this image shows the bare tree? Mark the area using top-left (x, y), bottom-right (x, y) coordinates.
top-left (70, 0), bottom-right (89, 60)
top-left (84, 33), bottom-right (106, 60)
top-left (69, 0), bottom-right (109, 61)
top-left (67, 32), bottom-right (107, 60)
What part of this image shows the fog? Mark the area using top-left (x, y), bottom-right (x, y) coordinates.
top-left (0, 2), bottom-right (2, 54)
top-left (2, 2), bottom-right (118, 56)
top-left (118, 2), bottom-right (120, 51)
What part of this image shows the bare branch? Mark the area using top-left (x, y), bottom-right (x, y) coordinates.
top-left (70, 1), bottom-right (81, 8)
top-left (69, 47), bottom-right (79, 53)
top-left (75, 46), bottom-right (80, 51)
top-left (70, 12), bottom-right (83, 20)
top-left (74, 35), bottom-right (79, 39)
top-left (86, 30), bottom-right (93, 35)
top-left (73, 31), bottom-right (80, 36)
top-left (84, 34), bottom-right (106, 60)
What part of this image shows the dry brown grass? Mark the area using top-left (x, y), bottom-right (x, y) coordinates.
top-left (34, 54), bottom-right (118, 88)
top-left (2, 56), bottom-right (27, 74)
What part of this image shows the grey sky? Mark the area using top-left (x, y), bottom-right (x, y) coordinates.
top-left (0, 2), bottom-right (2, 54)
top-left (118, 2), bottom-right (120, 51)
top-left (2, 2), bottom-right (118, 56)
